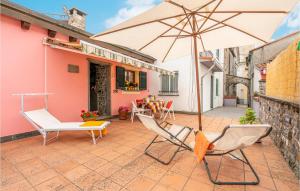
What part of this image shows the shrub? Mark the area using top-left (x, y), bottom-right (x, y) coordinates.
top-left (239, 108), bottom-right (256, 124)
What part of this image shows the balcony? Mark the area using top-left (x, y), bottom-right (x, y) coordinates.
top-left (199, 51), bottom-right (223, 72)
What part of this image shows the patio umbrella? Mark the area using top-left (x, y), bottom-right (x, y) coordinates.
top-left (92, 0), bottom-right (298, 130)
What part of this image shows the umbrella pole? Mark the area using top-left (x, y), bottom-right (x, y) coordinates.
top-left (192, 15), bottom-right (202, 131)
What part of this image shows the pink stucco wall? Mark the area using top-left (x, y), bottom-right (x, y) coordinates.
top-left (0, 15), bottom-right (150, 137)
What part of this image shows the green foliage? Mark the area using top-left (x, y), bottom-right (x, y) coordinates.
top-left (239, 108), bottom-right (256, 124)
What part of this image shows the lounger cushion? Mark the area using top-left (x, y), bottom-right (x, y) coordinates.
top-left (24, 109), bottom-right (110, 132)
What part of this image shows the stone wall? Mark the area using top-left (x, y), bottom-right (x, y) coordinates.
top-left (259, 94), bottom-right (299, 178)
top-left (95, 64), bottom-right (110, 116)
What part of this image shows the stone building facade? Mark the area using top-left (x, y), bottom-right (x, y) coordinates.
top-left (223, 48), bottom-right (239, 96)
top-left (223, 46), bottom-right (252, 105)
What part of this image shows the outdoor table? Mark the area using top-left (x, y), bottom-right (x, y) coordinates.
top-left (145, 100), bottom-right (165, 115)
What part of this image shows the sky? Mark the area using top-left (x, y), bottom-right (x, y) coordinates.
top-left (10, 0), bottom-right (300, 40)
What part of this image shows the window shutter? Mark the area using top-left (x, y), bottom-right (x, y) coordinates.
top-left (170, 75), bottom-right (174, 92)
top-left (116, 66), bottom-right (125, 89)
top-left (170, 72), bottom-right (178, 92)
top-left (139, 72), bottom-right (147, 90)
top-left (161, 74), bottom-right (169, 92)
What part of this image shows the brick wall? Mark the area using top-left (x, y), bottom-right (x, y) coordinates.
top-left (266, 39), bottom-right (300, 103)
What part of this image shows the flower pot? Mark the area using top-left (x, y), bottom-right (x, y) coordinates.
top-left (119, 110), bottom-right (128, 120)
top-left (153, 112), bottom-right (160, 119)
top-left (260, 73), bottom-right (266, 80)
top-left (83, 117), bottom-right (97, 122)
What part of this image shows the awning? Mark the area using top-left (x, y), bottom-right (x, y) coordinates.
top-left (43, 37), bottom-right (175, 75)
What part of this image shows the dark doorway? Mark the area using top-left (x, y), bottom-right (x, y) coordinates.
top-left (210, 75), bottom-right (214, 109)
top-left (89, 62), bottom-right (111, 116)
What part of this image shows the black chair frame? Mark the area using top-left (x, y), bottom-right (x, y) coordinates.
top-left (144, 120), bottom-right (193, 165)
top-left (141, 117), bottom-right (272, 186)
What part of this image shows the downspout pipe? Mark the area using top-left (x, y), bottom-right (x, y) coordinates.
top-left (200, 60), bottom-right (217, 113)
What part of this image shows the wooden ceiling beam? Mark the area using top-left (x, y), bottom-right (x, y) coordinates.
top-left (139, 16), bottom-right (188, 51)
top-left (94, 13), bottom-right (187, 37)
top-left (47, 29), bottom-right (57, 38)
top-left (195, 10), bottom-right (288, 14)
top-left (196, 13), bottom-right (268, 43)
top-left (162, 15), bottom-right (191, 62)
top-left (21, 20), bottom-right (31, 30)
top-left (200, 12), bottom-right (241, 33)
top-left (182, 6), bottom-right (193, 30)
top-left (159, 21), bottom-right (192, 35)
top-left (197, 0), bottom-right (223, 33)
top-left (197, 34), bottom-right (206, 52)
top-left (200, 25), bottom-right (226, 34)
top-left (161, 34), bottom-right (190, 38)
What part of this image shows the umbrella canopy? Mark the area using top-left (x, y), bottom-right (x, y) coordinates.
top-left (93, 0), bottom-right (298, 62)
top-left (93, 0), bottom-right (298, 130)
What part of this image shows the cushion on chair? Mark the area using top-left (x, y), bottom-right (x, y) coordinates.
top-left (136, 99), bottom-right (144, 108)
top-left (166, 101), bottom-right (173, 109)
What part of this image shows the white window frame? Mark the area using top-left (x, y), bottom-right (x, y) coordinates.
top-left (159, 71), bottom-right (179, 96)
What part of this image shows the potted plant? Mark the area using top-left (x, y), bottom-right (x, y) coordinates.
top-left (80, 110), bottom-right (108, 136)
top-left (133, 82), bottom-right (139, 90)
top-left (80, 110), bottom-right (99, 121)
top-left (239, 108), bottom-right (257, 124)
top-left (239, 108), bottom-right (262, 143)
top-left (125, 80), bottom-right (130, 91)
top-left (118, 106), bottom-right (129, 120)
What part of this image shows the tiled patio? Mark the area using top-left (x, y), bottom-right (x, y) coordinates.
top-left (1, 113), bottom-right (299, 191)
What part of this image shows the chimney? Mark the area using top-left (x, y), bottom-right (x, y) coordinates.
top-left (67, 8), bottom-right (86, 30)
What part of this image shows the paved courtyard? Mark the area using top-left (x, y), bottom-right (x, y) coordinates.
top-left (1, 111), bottom-right (299, 191)
top-left (203, 106), bottom-right (247, 119)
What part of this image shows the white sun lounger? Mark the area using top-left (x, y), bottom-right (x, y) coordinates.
top-left (13, 93), bottom-right (110, 145)
top-left (137, 114), bottom-right (272, 185)
top-left (24, 109), bottom-right (110, 145)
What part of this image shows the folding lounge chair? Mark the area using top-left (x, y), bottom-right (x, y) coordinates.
top-left (192, 124), bottom-right (272, 185)
top-left (137, 114), bottom-right (193, 165)
top-left (137, 114), bottom-right (272, 185)
top-left (131, 101), bottom-right (151, 123)
top-left (160, 100), bottom-right (175, 121)
top-left (24, 109), bottom-right (110, 145)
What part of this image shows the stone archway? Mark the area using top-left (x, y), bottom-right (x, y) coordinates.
top-left (225, 74), bottom-right (250, 106)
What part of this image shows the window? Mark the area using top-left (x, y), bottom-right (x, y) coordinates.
top-left (216, 49), bottom-right (220, 60)
top-left (116, 66), bottom-right (147, 91)
top-left (125, 70), bottom-right (135, 83)
top-left (216, 78), bottom-right (219, 96)
top-left (139, 72), bottom-right (147, 90)
top-left (159, 72), bottom-right (179, 95)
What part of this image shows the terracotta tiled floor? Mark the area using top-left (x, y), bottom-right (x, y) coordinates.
top-left (1, 114), bottom-right (299, 191)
